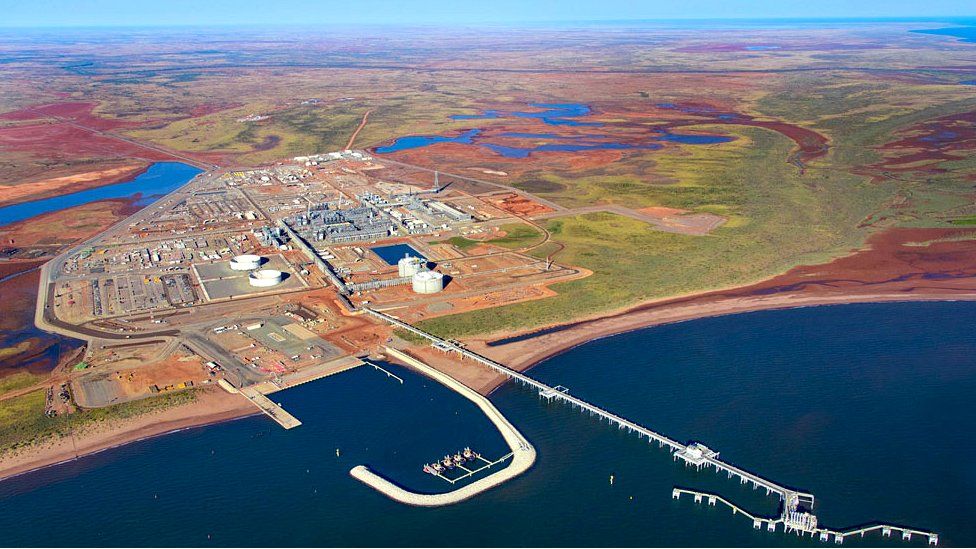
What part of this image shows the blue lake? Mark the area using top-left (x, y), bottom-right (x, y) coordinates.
top-left (961, 80), bottom-right (976, 86)
top-left (0, 162), bottom-right (202, 227)
top-left (450, 103), bottom-right (600, 126)
top-left (376, 103), bottom-right (732, 158)
top-left (2, 301), bottom-right (976, 546)
top-left (374, 129), bottom-right (481, 155)
top-left (658, 132), bottom-right (735, 145)
top-left (483, 142), bottom-right (662, 159)
top-left (371, 243), bottom-right (425, 265)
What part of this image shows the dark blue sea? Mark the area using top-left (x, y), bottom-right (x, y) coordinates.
top-left (1, 301), bottom-right (974, 546)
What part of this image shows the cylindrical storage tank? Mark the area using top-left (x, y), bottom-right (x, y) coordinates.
top-left (397, 254), bottom-right (424, 277)
top-left (411, 270), bottom-right (444, 294)
top-left (230, 254), bottom-right (263, 271)
top-left (249, 269), bottom-right (284, 287)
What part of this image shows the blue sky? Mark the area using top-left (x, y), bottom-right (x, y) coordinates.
top-left (1, 0), bottom-right (974, 27)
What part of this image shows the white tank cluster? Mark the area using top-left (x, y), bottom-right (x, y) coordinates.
top-left (230, 254), bottom-right (263, 271)
top-left (249, 269), bottom-right (284, 288)
top-left (397, 254), bottom-right (425, 277)
top-left (412, 270), bottom-right (444, 294)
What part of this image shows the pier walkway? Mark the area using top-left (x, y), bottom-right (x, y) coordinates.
top-left (365, 307), bottom-right (936, 543)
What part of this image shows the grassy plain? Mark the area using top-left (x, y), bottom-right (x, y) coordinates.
top-left (0, 388), bottom-right (198, 455)
top-left (417, 126), bottom-right (891, 338)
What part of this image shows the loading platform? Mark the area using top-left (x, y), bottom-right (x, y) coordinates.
top-left (429, 452), bottom-right (515, 485)
top-left (240, 387), bottom-right (302, 429)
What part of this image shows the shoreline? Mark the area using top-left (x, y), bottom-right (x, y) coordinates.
top-left (0, 164), bottom-right (150, 209)
top-left (0, 389), bottom-right (256, 483)
top-left (3, 291), bottom-right (974, 486)
top-left (475, 291), bottom-right (976, 395)
top-left (6, 225), bottom-right (976, 486)
top-left (469, 225), bottom-right (976, 392)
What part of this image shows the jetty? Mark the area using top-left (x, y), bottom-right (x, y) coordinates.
top-left (225, 355), bottom-right (364, 430)
top-left (673, 488), bottom-right (938, 546)
top-left (239, 387), bottom-right (302, 429)
top-left (365, 307), bottom-right (938, 543)
top-left (350, 347), bottom-right (536, 506)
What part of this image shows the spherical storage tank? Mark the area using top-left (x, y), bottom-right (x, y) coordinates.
top-left (397, 254), bottom-right (424, 277)
top-left (230, 254), bottom-right (263, 271)
top-left (249, 269), bottom-right (284, 288)
top-left (412, 270), bottom-right (444, 294)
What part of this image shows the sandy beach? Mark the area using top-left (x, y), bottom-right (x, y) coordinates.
top-left (0, 389), bottom-right (254, 483)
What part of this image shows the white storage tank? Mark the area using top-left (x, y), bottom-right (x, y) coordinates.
top-left (230, 254), bottom-right (263, 271)
top-left (397, 254), bottom-right (425, 277)
top-left (412, 270), bottom-right (444, 294)
top-left (249, 269), bottom-right (284, 287)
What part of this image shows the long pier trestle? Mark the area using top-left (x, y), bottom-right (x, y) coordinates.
top-left (364, 307), bottom-right (938, 545)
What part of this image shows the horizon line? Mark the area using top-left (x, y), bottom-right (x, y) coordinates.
top-left (1, 15), bottom-right (974, 31)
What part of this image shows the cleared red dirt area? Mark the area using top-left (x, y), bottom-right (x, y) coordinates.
top-left (0, 123), bottom-right (171, 161)
top-left (0, 102), bottom-right (138, 131)
top-left (489, 192), bottom-right (555, 217)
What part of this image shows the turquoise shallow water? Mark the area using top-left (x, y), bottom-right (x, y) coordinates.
top-left (1, 301), bottom-right (974, 546)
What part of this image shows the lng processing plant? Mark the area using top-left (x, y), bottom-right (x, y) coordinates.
top-left (32, 149), bottom-right (938, 545)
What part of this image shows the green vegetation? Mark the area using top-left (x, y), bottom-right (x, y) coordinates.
top-left (0, 390), bottom-right (60, 453)
top-left (0, 371), bottom-right (44, 395)
top-left (418, 127), bottom-right (886, 339)
top-left (437, 223), bottom-right (543, 252)
top-left (0, 389), bottom-right (198, 455)
top-left (437, 236), bottom-right (480, 252)
top-left (394, 328), bottom-right (428, 346)
top-left (488, 223), bottom-right (544, 249)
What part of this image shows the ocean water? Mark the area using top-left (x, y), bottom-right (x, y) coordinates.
top-left (912, 26), bottom-right (976, 44)
top-left (0, 162), bottom-right (202, 227)
top-left (1, 302), bottom-right (974, 546)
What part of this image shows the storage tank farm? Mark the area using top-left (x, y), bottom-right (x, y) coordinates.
top-left (412, 269), bottom-right (444, 294)
top-left (398, 254), bottom-right (425, 277)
